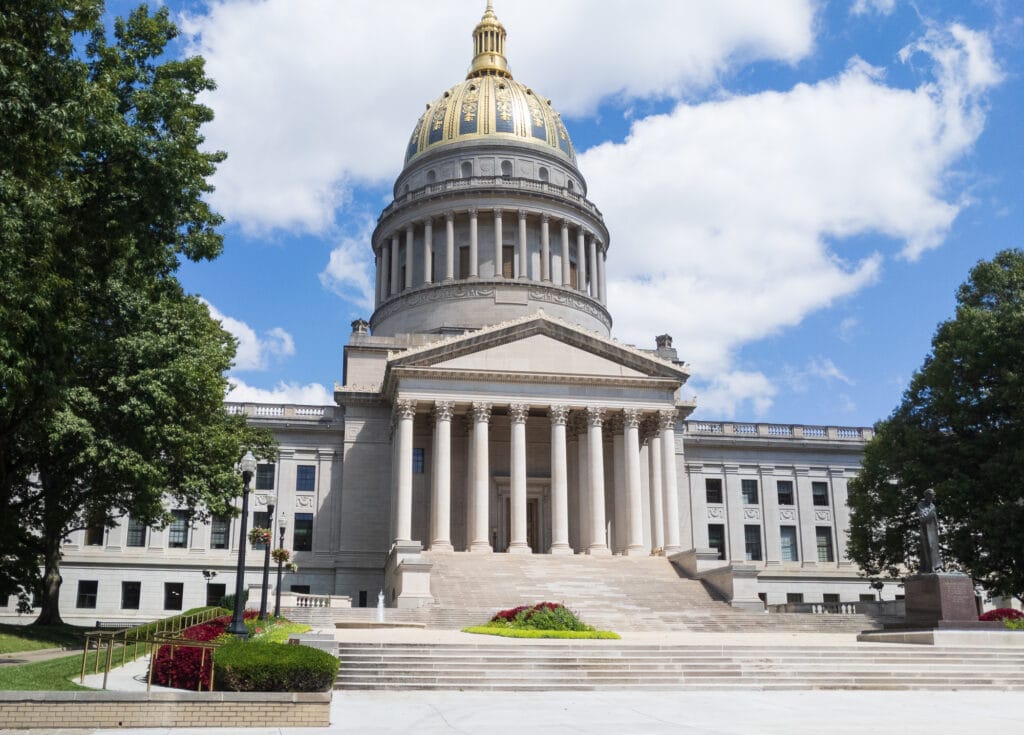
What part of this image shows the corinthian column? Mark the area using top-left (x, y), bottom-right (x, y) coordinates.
top-left (540, 215), bottom-right (551, 282)
top-left (430, 401), bottom-right (454, 551)
top-left (623, 408), bottom-right (645, 555)
top-left (470, 402), bottom-right (492, 552)
top-left (659, 409), bottom-right (681, 554)
top-left (508, 403), bottom-right (530, 553)
top-left (548, 405), bottom-right (571, 555)
top-left (393, 399), bottom-right (416, 544)
top-left (576, 229), bottom-right (587, 292)
top-left (404, 225), bottom-right (414, 290)
top-left (586, 407), bottom-right (610, 555)
top-left (493, 209), bottom-right (503, 278)
top-left (423, 219), bottom-right (433, 284)
top-left (517, 209), bottom-right (528, 279)
top-left (445, 211), bottom-right (455, 281)
top-left (587, 234), bottom-right (597, 297)
top-left (597, 244), bottom-right (607, 303)
top-left (560, 220), bottom-right (571, 286)
top-left (646, 425), bottom-right (664, 552)
top-left (389, 235), bottom-right (400, 296)
top-left (468, 208), bottom-right (479, 279)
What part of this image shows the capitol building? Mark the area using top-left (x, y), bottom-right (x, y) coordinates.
top-left (14, 4), bottom-right (891, 622)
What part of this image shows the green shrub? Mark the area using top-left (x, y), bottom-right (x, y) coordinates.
top-left (219, 591), bottom-right (249, 614)
top-left (213, 641), bottom-right (338, 692)
top-left (1005, 618), bottom-right (1024, 631)
top-left (463, 626), bottom-right (620, 640)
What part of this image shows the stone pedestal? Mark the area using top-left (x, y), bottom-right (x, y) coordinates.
top-left (904, 572), bottom-right (977, 627)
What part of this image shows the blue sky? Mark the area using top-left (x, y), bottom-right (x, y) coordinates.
top-left (111, 1), bottom-right (1022, 427)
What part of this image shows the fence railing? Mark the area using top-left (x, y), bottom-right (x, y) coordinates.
top-left (147, 636), bottom-right (220, 692)
top-left (80, 607), bottom-right (225, 689)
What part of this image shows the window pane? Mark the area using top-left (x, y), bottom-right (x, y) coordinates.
top-left (780, 526), bottom-right (798, 562)
top-left (705, 478), bottom-right (723, 504)
top-left (296, 465), bottom-right (316, 492)
top-left (290, 584), bottom-right (311, 594)
top-left (255, 464), bottom-right (276, 491)
top-left (707, 524), bottom-right (726, 560)
top-left (76, 580), bottom-right (98, 609)
top-left (412, 449), bottom-right (425, 475)
top-left (741, 479), bottom-right (758, 505)
top-left (293, 513), bottom-right (313, 551)
top-left (84, 524), bottom-right (104, 546)
top-left (164, 582), bottom-right (183, 610)
top-left (816, 527), bottom-right (834, 562)
top-left (121, 581), bottom-right (141, 610)
top-left (210, 516), bottom-right (229, 550)
top-left (777, 480), bottom-right (794, 505)
top-left (787, 593), bottom-right (804, 603)
top-left (126, 517), bottom-right (147, 547)
top-left (206, 583), bottom-right (226, 608)
top-left (823, 593), bottom-right (840, 603)
top-left (744, 525), bottom-right (762, 561)
top-left (168, 510), bottom-right (189, 548)
top-left (812, 481), bottom-right (830, 506)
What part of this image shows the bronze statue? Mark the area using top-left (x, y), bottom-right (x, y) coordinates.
top-left (915, 489), bottom-right (944, 573)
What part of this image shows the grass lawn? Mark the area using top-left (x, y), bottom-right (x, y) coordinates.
top-left (0, 623), bottom-right (88, 654)
top-left (0, 650), bottom-right (101, 691)
top-left (463, 626), bottom-right (620, 639)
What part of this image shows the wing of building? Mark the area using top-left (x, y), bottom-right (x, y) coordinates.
top-left (21, 4), bottom-right (889, 623)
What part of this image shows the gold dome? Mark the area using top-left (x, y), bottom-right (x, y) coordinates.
top-left (404, 3), bottom-right (576, 165)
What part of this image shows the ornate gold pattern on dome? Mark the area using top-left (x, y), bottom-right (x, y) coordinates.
top-left (405, 4), bottom-right (576, 166)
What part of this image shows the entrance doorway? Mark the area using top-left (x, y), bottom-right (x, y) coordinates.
top-left (496, 481), bottom-right (550, 552)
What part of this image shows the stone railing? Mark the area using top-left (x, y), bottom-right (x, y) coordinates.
top-left (379, 175), bottom-right (604, 221)
top-left (278, 592), bottom-right (352, 609)
top-left (224, 403), bottom-right (336, 421)
top-left (684, 422), bottom-right (873, 441)
top-left (768, 600), bottom-right (905, 616)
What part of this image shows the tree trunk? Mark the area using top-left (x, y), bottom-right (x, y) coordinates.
top-left (33, 523), bottom-right (64, 626)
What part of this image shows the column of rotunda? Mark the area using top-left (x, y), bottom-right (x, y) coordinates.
top-left (372, 210), bottom-right (608, 307)
top-left (391, 400), bottom-right (682, 556)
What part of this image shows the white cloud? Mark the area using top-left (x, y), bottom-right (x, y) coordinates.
top-left (319, 218), bottom-right (376, 311)
top-left (202, 300), bottom-right (296, 371)
top-left (838, 317), bottom-right (859, 342)
top-left (697, 370), bottom-right (777, 419)
top-left (583, 24), bottom-right (1000, 416)
top-left (807, 357), bottom-right (854, 386)
top-left (180, 0), bottom-right (815, 233)
top-left (227, 378), bottom-right (333, 406)
top-left (852, 0), bottom-right (897, 16)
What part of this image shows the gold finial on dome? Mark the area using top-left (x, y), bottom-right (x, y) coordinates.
top-left (468, 1), bottom-right (511, 79)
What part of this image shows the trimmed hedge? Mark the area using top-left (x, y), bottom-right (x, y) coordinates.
top-left (463, 626), bottom-right (620, 640)
top-left (213, 641), bottom-right (339, 692)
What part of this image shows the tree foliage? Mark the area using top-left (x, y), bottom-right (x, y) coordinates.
top-left (848, 249), bottom-right (1024, 601)
top-left (0, 2), bottom-right (275, 623)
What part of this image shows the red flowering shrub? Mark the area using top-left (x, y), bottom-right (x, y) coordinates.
top-left (150, 614), bottom-right (252, 690)
top-left (488, 602), bottom-right (589, 631)
top-left (979, 608), bottom-right (1024, 622)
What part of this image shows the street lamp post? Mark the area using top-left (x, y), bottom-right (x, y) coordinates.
top-left (201, 569), bottom-right (217, 607)
top-left (228, 451), bottom-right (257, 639)
top-left (274, 511), bottom-right (288, 618)
top-left (258, 501), bottom-right (275, 621)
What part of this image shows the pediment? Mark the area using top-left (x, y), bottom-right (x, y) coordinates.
top-left (432, 333), bottom-right (647, 377)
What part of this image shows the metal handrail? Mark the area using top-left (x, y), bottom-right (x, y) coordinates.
top-left (147, 635), bottom-right (221, 692)
top-left (80, 607), bottom-right (225, 689)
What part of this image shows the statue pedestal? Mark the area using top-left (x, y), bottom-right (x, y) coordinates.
top-left (904, 572), bottom-right (978, 627)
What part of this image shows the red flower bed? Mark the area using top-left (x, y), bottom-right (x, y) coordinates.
top-left (979, 608), bottom-right (1024, 622)
top-left (490, 601), bottom-right (562, 623)
top-left (150, 611), bottom-right (258, 690)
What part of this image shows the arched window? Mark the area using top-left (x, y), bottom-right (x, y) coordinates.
top-left (426, 170), bottom-right (436, 184)
top-left (500, 160), bottom-right (513, 178)
top-left (461, 161), bottom-right (473, 179)
top-left (567, 179), bottom-right (575, 192)
top-left (538, 167), bottom-right (549, 182)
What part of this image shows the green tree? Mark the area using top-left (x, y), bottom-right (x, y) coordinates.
top-left (0, 3), bottom-right (276, 623)
top-left (848, 249), bottom-right (1024, 601)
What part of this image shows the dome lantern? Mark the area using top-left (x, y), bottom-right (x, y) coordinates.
top-left (468, 1), bottom-right (511, 79)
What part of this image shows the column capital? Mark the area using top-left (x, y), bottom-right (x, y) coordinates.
top-left (493, 208), bottom-right (503, 220)
top-left (468, 207), bottom-right (478, 218)
top-left (394, 399), bottom-right (417, 420)
top-left (405, 224), bottom-right (414, 234)
top-left (548, 405), bottom-right (570, 425)
top-left (431, 400), bottom-right (454, 423)
top-left (657, 409), bottom-right (677, 431)
top-left (517, 208), bottom-right (528, 220)
top-left (623, 407), bottom-right (641, 429)
top-left (541, 213), bottom-right (550, 224)
top-left (586, 406), bottom-right (605, 427)
top-left (509, 403), bottom-right (529, 424)
top-left (391, 233), bottom-right (400, 243)
top-left (422, 217), bottom-right (433, 228)
top-left (605, 412), bottom-right (624, 436)
top-left (471, 401), bottom-right (492, 423)
top-left (445, 210), bottom-right (456, 222)
top-left (560, 219), bottom-right (570, 231)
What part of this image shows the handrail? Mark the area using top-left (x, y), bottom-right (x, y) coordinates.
top-left (147, 635), bottom-right (221, 692)
top-left (80, 607), bottom-right (225, 689)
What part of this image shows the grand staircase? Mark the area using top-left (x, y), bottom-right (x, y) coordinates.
top-left (334, 641), bottom-right (1024, 691)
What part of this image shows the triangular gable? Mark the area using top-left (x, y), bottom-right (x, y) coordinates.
top-left (387, 312), bottom-right (688, 381)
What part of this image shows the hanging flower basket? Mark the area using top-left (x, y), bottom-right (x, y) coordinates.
top-left (271, 547), bottom-right (291, 564)
top-left (248, 527), bottom-right (271, 545)
top-left (286, 561), bottom-right (299, 573)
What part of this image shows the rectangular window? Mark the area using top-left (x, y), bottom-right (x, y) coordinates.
top-left (76, 580), bottom-right (98, 609)
top-left (780, 526), bottom-right (799, 562)
top-left (705, 478), bottom-right (723, 504)
top-left (290, 584), bottom-right (311, 594)
top-left (121, 581), bottom-right (141, 610)
top-left (741, 479), bottom-right (759, 505)
top-left (812, 481), bottom-right (830, 506)
top-left (253, 511), bottom-right (270, 550)
top-left (168, 510), bottom-right (189, 549)
top-left (358, 591), bottom-right (368, 608)
top-left (84, 523), bottom-right (104, 546)
top-left (206, 583), bottom-right (226, 608)
top-left (569, 261), bottom-right (578, 288)
top-left (210, 515), bottom-right (229, 550)
top-left (126, 517), bottom-right (147, 548)
top-left (502, 245), bottom-right (515, 278)
top-left (823, 593), bottom-right (840, 603)
top-left (459, 246), bottom-right (470, 279)
top-left (744, 525), bottom-right (762, 561)
top-left (816, 526), bottom-right (835, 562)
top-left (860, 594), bottom-right (876, 602)
top-left (255, 464), bottom-right (275, 491)
top-left (707, 524), bottom-right (726, 560)
top-left (412, 448), bottom-right (425, 474)
top-left (294, 513), bottom-right (313, 551)
top-left (164, 582), bottom-right (183, 610)
top-left (787, 593), bottom-right (804, 603)
top-left (296, 465), bottom-right (316, 492)
top-left (777, 480), bottom-right (794, 505)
